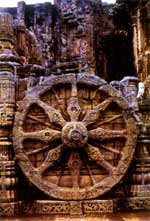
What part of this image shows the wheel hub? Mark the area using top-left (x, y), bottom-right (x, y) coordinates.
top-left (62, 122), bottom-right (88, 148)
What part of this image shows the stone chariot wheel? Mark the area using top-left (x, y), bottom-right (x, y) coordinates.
top-left (13, 73), bottom-right (137, 200)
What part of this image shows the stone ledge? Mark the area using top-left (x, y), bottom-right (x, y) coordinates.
top-left (114, 197), bottom-right (150, 211)
top-left (0, 201), bottom-right (22, 216)
top-left (0, 197), bottom-right (150, 216)
top-left (22, 200), bottom-right (114, 215)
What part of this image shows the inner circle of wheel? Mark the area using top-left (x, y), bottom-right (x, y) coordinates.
top-left (62, 122), bottom-right (88, 148)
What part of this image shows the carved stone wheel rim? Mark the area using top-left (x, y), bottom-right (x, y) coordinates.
top-left (13, 73), bottom-right (137, 200)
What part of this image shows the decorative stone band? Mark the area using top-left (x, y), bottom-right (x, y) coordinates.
top-left (0, 198), bottom-right (150, 216)
top-left (0, 161), bottom-right (18, 203)
top-left (0, 70), bottom-right (15, 126)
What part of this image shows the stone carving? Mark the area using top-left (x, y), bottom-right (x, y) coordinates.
top-left (0, 203), bottom-right (18, 216)
top-left (121, 76), bottom-right (139, 109)
top-left (0, 0), bottom-right (150, 216)
top-left (70, 201), bottom-right (82, 215)
top-left (35, 201), bottom-right (70, 215)
top-left (13, 73), bottom-right (137, 200)
top-left (116, 197), bottom-right (150, 211)
top-left (0, 74), bottom-right (15, 126)
top-left (22, 200), bottom-right (114, 215)
top-left (137, 82), bottom-right (145, 99)
top-left (137, 75), bottom-right (150, 99)
top-left (0, 12), bottom-right (18, 208)
top-left (54, 0), bottom-right (102, 74)
top-left (130, 75), bottom-right (150, 198)
top-left (1, 197), bottom-right (150, 216)
top-left (83, 200), bottom-right (113, 214)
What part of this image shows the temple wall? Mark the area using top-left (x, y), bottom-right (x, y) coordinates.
top-left (0, 0), bottom-right (150, 216)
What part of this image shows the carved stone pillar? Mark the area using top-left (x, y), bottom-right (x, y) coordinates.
top-left (0, 12), bottom-right (20, 216)
top-left (121, 75), bottom-right (150, 200)
top-left (17, 1), bottom-right (25, 26)
top-left (0, 12), bottom-right (14, 44)
top-left (127, 101), bottom-right (150, 198)
top-left (129, 82), bottom-right (150, 198)
top-left (0, 64), bottom-right (18, 207)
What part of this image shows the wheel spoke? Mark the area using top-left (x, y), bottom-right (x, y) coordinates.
top-left (90, 88), bottom-right (99, 100)
top-left (67, 83), bottom-right (81, 121)
top-left (27, 144), bottom-right (50, 156)
top-left (67, 97), bottom-right (81, 121)
top-left (52, 87), bottom-right (70, 121)
top-left (71, 81), bottom-right (78, 97)
top-left (82, 150), bottom-right (96, 185)
top-left (86, 163), bottom-right (96, 185)
top-left (56, 167), bottom-right (64, 186)
top-left (38, 144), bottom-right (63, 174)
top-left (88, 127), bottom-right (127, 140)
top-left (37, 99), bottom-right (66, 127)
top-left (87, 144), bottom-right (104, 161)
top-left (83, 98), bottom-right (113, 126)
top-left (27, 114), bottom-right (51, 127)
top-left (97, 143), bottom-right (122, 155)
top-left (87, 144), bottom-right (115, 174)
top-left (21, 128), bottom-right (61, 143)
top-left (68, 152), bottom-right (82, 189)
top-left (97, 114), bottom-right (123, 127)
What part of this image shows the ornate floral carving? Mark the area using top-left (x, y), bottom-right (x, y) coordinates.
top-left (83, 200), bottom-right (113, 214)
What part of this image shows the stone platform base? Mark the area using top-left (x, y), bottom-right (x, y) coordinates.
top-left (115, 197), bottom-right (150, 211)
top-left (0, 198), bottom-right (150, 216)
top-left (22, 200), bottom-right (114, 215)
top-left (0, 201), bottom-right (22, 216)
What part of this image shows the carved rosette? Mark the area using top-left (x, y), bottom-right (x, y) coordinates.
top-left (13, 73), bottom-right (137, 200)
